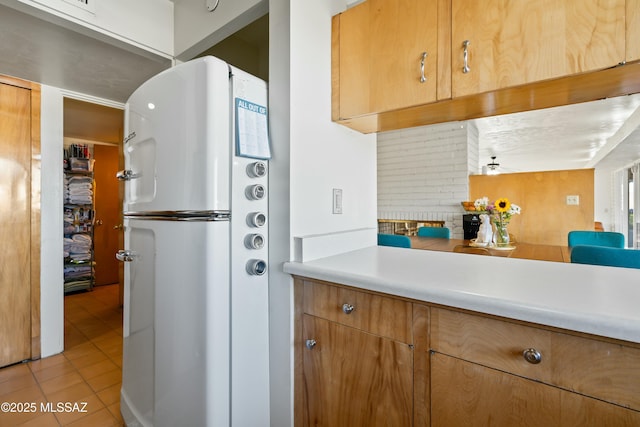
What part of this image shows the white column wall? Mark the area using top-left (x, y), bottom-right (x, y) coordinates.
top-left (267, 0), bottom-right (377, 425)
top-left (40, 85), bottom-right (65, 358)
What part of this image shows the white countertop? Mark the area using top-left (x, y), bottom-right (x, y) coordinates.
top-left (283, 246), bottom-right (640, 344)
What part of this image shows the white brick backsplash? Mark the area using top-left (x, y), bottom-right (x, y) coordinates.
top-left (377, 122), bottom-right (479, 239)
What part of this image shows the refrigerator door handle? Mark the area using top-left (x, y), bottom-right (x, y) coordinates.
top-left (116, 249), bottom-right (137, 262)
top-left (116, 169), bottom-right (140, 181)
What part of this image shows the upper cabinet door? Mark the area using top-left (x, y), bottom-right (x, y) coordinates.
top-left (628, 0), bottom-right (640, 62)
top-left (451, 0), bottom-right (625, 98)
top-left (369, 0), bottom-right (440, 113)
top-left (335, 0), bottom-right (440, 119)
top-left (335, 1), bottom-right (371, 120)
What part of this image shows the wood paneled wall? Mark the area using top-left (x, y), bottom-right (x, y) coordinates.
top-left (469, 169), bottom-right (594, 246)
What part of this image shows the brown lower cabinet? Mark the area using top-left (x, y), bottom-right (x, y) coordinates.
top-left (302, 315), bottom-right (413, 426)
top-left (431, 353), bottom-right (640, 427)
top-left (294, 277), bottom-right (640, 426)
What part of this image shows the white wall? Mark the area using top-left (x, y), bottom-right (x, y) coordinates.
top-left (377, 122), bottom-right (478, 238)
top-left (594, 168), bottom-right (615, 231)
top-left (1, 0), bottom-right (173, 56)
top-left (40, 85), bottom-right (65, 357)
top-left (267, 0), bottom-right (377, 425)
top-left (173, 0), bottom-right (267, 60)
top-left (267, 0), bottom-right (292, 425)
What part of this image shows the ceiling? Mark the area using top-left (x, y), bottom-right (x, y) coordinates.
top-left (1, 2), bottom-right (639, 172)
top-left (474, 93), bottom-right (640, 174)
top-left (0, 2), bottom-right (171, 103)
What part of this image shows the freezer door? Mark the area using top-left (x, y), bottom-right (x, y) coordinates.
top-left (123, 57), bottom-right (231, 214)
top-left (120, 218), bottom-right (230, 427)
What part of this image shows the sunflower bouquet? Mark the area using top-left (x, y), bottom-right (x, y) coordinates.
top-left (473, 196), bottom-right (521, 246)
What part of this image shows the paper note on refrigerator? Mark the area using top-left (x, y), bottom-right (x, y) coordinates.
top-left (235, 98), bottom-right (271, 159)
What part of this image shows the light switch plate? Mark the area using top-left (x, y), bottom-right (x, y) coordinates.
top-left (566, 195), bottom-right (580, 205)
top-left (333, 189), bottom-right (343, 214)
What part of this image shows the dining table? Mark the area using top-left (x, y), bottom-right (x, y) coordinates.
top-left (409, 236), bottom-right (570, 263)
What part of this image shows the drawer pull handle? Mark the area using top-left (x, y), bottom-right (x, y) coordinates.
top-left (342, 303), bottom-right (355, 314)
top-left (523, 348), bottom-right (542, 364)
top-left (305, 339), bottom-right (317, 350)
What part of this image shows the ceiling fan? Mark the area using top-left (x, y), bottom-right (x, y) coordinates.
top-left (486, 156), bottom-right (500, 174)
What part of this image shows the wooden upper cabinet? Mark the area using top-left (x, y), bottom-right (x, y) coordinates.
top-left (628, 0), bottom-right (640, 62)
top-left (451, 0), bottom-right (625, 98)
top-left (334, 0), bottom-right (442, 120)
top-left (334, 1), bottom-right (370, 120)
top-left (369, 0), bottom-right (441, 113)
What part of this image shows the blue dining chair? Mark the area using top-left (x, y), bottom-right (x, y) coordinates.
top-left (570, 245), bottom-right (640, 269)
top-left (567, 231), bottom-right (625, 248)
top-left (417, 226), bottom-right (450, 239)
top-left (377, 233), bottom-right (411, 248)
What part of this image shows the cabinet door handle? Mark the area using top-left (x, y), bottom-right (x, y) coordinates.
top-left (522, 348), bottom-right (542, 364)
top-left (342, 303), bottom-right (355, 314)
top-left (305, 339), bottom-right (317, 350)
top-left (420, 52), bottom-right (428, 83)
top-left (462, 40), bottom-right (471, 74)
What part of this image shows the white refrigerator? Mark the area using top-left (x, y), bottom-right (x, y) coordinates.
top-left (116, 57), bottom-right (270, 427)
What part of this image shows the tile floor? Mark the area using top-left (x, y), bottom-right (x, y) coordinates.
top-left (0, 284), bottom-right (124, 426)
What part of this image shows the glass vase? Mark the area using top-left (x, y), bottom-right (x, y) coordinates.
top-left (494, 224), bottom-right (510, 247)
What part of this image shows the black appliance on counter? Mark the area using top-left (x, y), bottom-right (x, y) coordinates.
top-left (463, 213), bottom-right (481, 239)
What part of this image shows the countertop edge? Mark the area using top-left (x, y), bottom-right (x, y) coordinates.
top-left (283, 247), bottom-right (640, 345)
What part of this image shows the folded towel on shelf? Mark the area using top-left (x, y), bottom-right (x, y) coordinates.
top-left (68, 176), bottom-right (92, 184)
top-left (72, 234), bottom-right (91, 243)
top-left (69, 189), bottom-right (93, 196)
top-left (70, 252), bottom-right (92, 261)
top-left (68, 182), bottom-right (92, 190)
top-left (68, 197), bottom-right (92, 204)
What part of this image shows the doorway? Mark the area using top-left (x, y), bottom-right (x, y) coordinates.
top-left (63, 98), bottom-right (125, 331)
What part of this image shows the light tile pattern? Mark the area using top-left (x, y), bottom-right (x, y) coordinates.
top-left (0, 285), bottom-right (124, 426)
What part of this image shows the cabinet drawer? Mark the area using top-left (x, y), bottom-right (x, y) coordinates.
top-left (552, 332), bottom-right (640, 411)
top-left (431, 308), bottom-right (640, 411)
top-left (302, 280), bottom-right (412, 344)
top-left (431, 307), bottom-right (553, 383)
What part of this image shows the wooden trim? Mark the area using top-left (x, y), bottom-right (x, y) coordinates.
top-left (30, 83), bottom-right (42, 360)
top-left (0, 75), bottom-right (37, 90)
top-left (331, 14), bottom-right (341, 122)
top-left (413, 304), bottom-right (430, 427)
top-left (293, 278), bottom-right (304, 427)
top-left (338, 61), bottom-right (640, 133)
